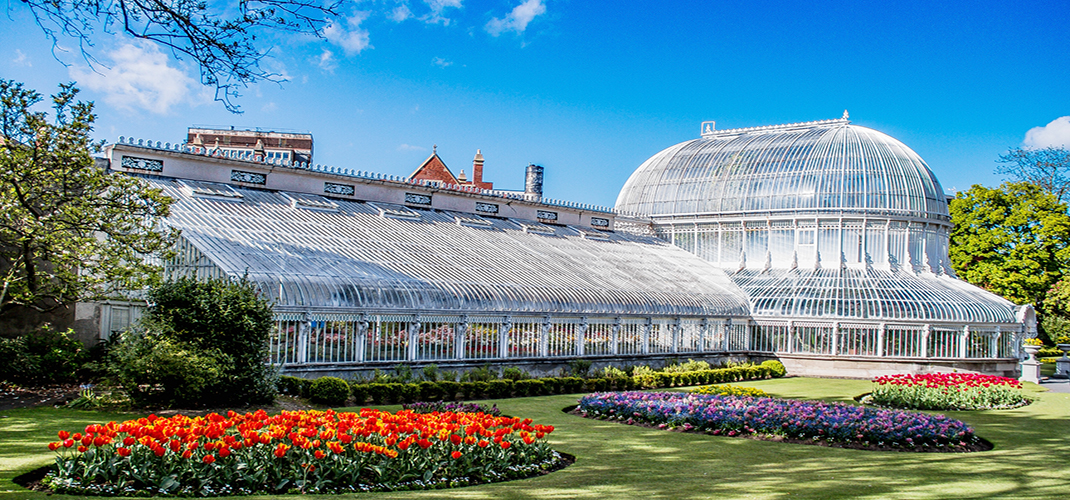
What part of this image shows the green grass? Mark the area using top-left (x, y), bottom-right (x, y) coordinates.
top-left (3, 378), bottom-right (1069, 499)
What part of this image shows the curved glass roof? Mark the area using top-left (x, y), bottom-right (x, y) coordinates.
top-left (157, 179), bottom-right (751, 317)
top-left (732, 268), bottom-right (1018, 323)
top-left (615, 119), bottom-right (949, 221)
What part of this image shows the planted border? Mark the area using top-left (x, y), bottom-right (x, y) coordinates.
top-left (868, 373), bottom-right (1029, 410)
top-left (44, 409), bottom-right (559, 496)
top-left (576, 392), bottom-right (986, 452)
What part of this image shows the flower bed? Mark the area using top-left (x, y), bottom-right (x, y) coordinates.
top-left (869, 373), bottom-right (1028, 410)
top-left (45, 409), bottom-right (559, 496)
top-left (690, 384), bottom-right (769, 398)
top-left (577, 392), bottom-right (984, 451)
top-left (403, 401), bottom-right (501, 416)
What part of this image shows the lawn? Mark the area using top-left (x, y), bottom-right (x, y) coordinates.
top-left (2, 377), bottom-right (1069, 499)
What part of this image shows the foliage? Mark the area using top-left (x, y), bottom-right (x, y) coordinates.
top-left (578, 391), bottom-right (980, 450)
top-left (662, 359), bottom-right (711, 373)
top-left (0, 81), bottom-right (176, 318)
top-left (996, 146), bottom-right (1070, 203)
top-left (501, 366), bottom-right (531, 380)
top-left (421, 364), bottom-right (441, 382)
top-left (691, 384), bottom-right (770, 398)
top-left (461, 365), bottom-right (497, 383)
top-left (14, 0), bottom-right (339, 112)
top-left (1023, 337), bottom-right (1045, 346)
top-left (403, 401), bottom-right (501, 416)
top-left (600, 366), bottom-right (629, 379)
top-left (277, 375), bottom-right (313, 398)
top-left (567, 359), bottom-right (592, 377)
top-left (870, 373), bottom-right (1028, 410)
top-left (45, 409), bottom-right (559, 496)
top-left (949, 182), bottom-right (1070, 307)
top-left (145, 277), bottom-right (277, 406)
top-left (761, 360), bottom-right (787, 377)
top-left (0, 324), bottom-right (87, 385)
top-left (106, 321), bottom-right (225, 407)
top-left (309, 377), bottom-right (349, 406)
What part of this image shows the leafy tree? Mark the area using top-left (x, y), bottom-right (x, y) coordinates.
top-left (144, 276), bottom-right (277, 407)
top-left (16, 0), bottom-right (338, 111)
top-left (997, 146), bottom-right (1070, 203)
top-left (949, 181), bottom-right (1070, 308)
top-left (0, 80), bottom-right (177, 320)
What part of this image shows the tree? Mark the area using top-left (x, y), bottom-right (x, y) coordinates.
top-left (18, 0), bottom-right (339, 111)
top-left (996, 146), bottom-right (1070, 203)
top-left (0, 80), bottom-right (177, 320)
top-left (949, 181), bottom-right (1070, 308)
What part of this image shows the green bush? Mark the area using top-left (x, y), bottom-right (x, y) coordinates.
top-left (398, 383), bottom-right (419, 403)
top-left (568, 359), bottom-right (592, 377)
top-left (486, 379), bottom-right (513, 398)
top-left (663, 359), bottom-right (711, 373)
top-left (350, 384), bottom-right (368, 405)
top-left (310, 377), bottom-right (350, 406)
top-left (462, 365), bottom-right (497, 382)
top-left (514, 379), bottom-right (543, 396)
top-left (761, 360), bottom-right (787, 377)
top-left (561, 377), bottom-right (584, 393)
top-left (367, 383), bottom-right (392, 404)
top-left (277, 376), bottom-right (308, 396)
top-left (107, 326), bottom-right (225, 408)
top-left (417, 381), bottom-right (442, 402)
top-left (542, 377), bottom-right (561, 395)
top-left (0, 325), bottom-right (87, 385)
top-left (438, 381), bottom-right (460, 400)
top-left (502, 366), bottom-right (530, 380)
top-left (586, 378), bottom-right (609, 392)
top-left (421, 364), bottom-right (440, 382)
top-left (133, 277), bottom-right (277, 407)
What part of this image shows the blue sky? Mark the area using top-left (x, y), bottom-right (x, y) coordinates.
top-left (2, 0), bottom-right (1068, 208)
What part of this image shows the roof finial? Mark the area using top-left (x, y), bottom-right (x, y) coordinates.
top-left (842, 110), bottom-right (849, 120)
top-left (433, 144), bottom-right (437, 154)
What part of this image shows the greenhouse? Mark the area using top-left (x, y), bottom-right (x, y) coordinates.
top-left (615, 116), bottom-right (1030, 371)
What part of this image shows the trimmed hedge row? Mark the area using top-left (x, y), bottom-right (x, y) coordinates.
top-left (278, 360), bottom-right (786, 406)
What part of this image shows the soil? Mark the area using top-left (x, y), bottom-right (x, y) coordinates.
top-left (0, 382), bottom-right (82, 411)
top-left (565, 406), bottom-right (993, 453)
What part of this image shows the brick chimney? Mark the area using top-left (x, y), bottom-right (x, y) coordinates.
top-left (472, 149), bottom-right (484, 185)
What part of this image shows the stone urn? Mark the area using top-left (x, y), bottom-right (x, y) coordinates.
top-left (1022, 344), bottom-right (1042, 361)
top-left (1020, 343), bottom-right (1043, 384)
top-left (1055, 344), bottom-right (1070, 379)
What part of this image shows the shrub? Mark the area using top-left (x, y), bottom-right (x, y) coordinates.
top-left (586, 378), bottom-right (609, 392)
top-left (541, 377), bottom-right (561, 395)
top-left (462, 365), bottom-right (496, 382)
top-left (568, 359), bottom-right (592, 377)
top-left (136, 277), bottom-right (277, 407)
top-left (761, 360), bottom-right (787, 377)
top-left (277, 375), bottom-right (308, 396)
top-left (0, 325), bottom-right (87, 385)
top-left (417, 381), bottom-right (442, 402)
top-left (486, 379), bottom-right (513, 399)
top-left (691, 384), bottom-right (770, 398)
top-left (601, 366), bottom-right (628, 380)
top-left (514, 379), bottom-right (544, 396)
top-left (561, 377), bottom-right (584, 393)
top-left (663, 359), bottom-right (710, 373)
top-left (367, 383), bottom-right (392, 404)
top-left (310, 377), bottom-right (350, 406)
top-left (351, 384), bottom-right (368, 405)
top-left (421, 364), bottom-right (440, 382)
top-left (107, 325), bottom-right (225, 408)
top-left (438, 381), bottom-right (460, 400)
top-left (502, 366), bottom-right (530, 380)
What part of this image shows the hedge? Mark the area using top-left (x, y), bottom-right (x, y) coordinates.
top-left (283, 361), bottom-right (786, 406)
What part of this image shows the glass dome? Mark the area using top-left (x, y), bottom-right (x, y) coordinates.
top-left (615, 118), bottom-right (948, 222)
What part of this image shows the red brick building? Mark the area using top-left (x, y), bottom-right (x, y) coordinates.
top-left (410, 147), bottom-right (493, 190)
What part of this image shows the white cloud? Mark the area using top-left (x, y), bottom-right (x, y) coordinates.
top-left (398, 144), bottom-right (427, 151)
top-left (422, 0), bottom-right (462, 25)
top-left (261, 102), bottom-right (277, 112)
top-left (12, 49), bottom-right (31, 67)
top-left (390, 4), bottom-right (413, 22)
top-left (1024, 116), bottom-right (1070, 149)
top-left (486, 0), bottom-right (545, 36)
top-left (69, 42), bottom-right (198, 114)
top-left (316, 49), bottom-right (338, 72)
top-left (324, 12), bottom-right (372, 55)
top-left (432, 57), bottom-right (453, 68)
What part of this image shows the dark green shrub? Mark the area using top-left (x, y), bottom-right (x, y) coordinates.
top-left (107, 326), bottom-right (225, 408)
top-left (0, 325), bottom-right (87, 385)
top-left (398, 383), bottom-right (419, 403)
top-left (367, 383), bottom-right (392, 404)
top-left (351, 384), bottom-right (368, 405)
top-left (568, 359), bottom-right (592, 377)
top-left (417, 381), bottom-right (441, 402)
top-left (459, 382), bottom-right (478, 399)
top-left (586, 378), bottom-right (609, 392)
top-left (139, 277), bottom-right (276, 407)
top-left (542, 377), bottom-right (561, 394)
top-left (527, 379), bottom-right (546, 395)
top-left (462, 365), bottom-right (496, 382)
top-left (438, 381), bottom-right (460, 400)
top-left (472, 381), bottom-right (489, 398)
top-left (486, 379), bottom-right (513, 398)
top-left (513, 379), bottom-right (538, 396)
top-left (310, 377), bottom-right (350, 406)
top-left (421, 364), bottom-right (440, 382)
top-left (561, 377), bottom-right (584, 393)
top-left (277, 376), bottom-right (307, 396)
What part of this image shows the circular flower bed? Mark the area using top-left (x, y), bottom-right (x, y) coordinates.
top-left (576, 392), bottom-right (987, 452)
top-left (44, 409), bottom-right (560, 496)
top-left (868, 373), bottom-right (1029, 410)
